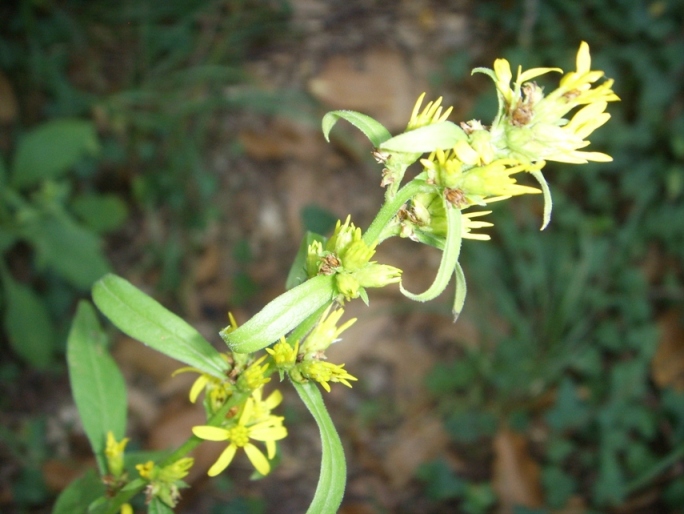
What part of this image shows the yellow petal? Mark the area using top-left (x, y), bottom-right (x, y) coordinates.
top-left (244, 443), bottom-right (270, 475)
top-left (494, 58), bottom-right (512, 85)
top-left (518, 67), bottom-right (562, 83)
top-left (264, 389), bottom-right (284, 410)
top-left (266, 439), bottom-right (277, 460)
top-left (189, 375), bottom-right (209, 403)
top-left (576, 41), bottom-right (591, 74)
top-left (192, 425), bottom-right (229, 441)
top-left (208, 444), bottom-right (237, 476)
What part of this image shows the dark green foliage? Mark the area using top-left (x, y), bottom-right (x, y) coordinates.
top-left (423, 0), bottom-right (684, 510)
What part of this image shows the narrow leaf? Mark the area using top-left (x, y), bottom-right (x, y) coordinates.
top-left (92, 274), bottom-right (227, 378)
top-left (529, 169), bottom-right (553, 230)
top-left (12, 119), bottom-right (99, 189)
top-left (378, 122), bottom-right (467, 154)
top-left (52, 469), bottom-right (105, 514)
top-left (285, 232), bottom-right (326, 290)
top-left (148, 497), bottom-right (174, 514)
top-left (3, 275), bottom-right (55, 368)
top-left (221, 274), bottom-right (335, 353)
top-left (294, 382), bottom-right (346, 514)
top-left (400, 204), bottom-right (463, 302)
top-left (67, 301), bottom-right (127, 473)
top-left (322, 110), bottom-right (391, 147)
top-left (88, 479), bottom-right (146, 514)
top-left (452, 262), bottom-right (467, 321)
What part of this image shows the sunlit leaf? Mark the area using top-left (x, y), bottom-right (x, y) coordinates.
top-left (92, 274), bottom-right (227, 378)
top-left (294, 382), bottom-right (346, 514)
top-left (221, 274), bottom-right (335, 353)
top-left (322, 110), bottom-right (391, 148)
top-left (379, 122), bottom-right (467, 154)
top-left (67, 301), bottom-right (127, 473)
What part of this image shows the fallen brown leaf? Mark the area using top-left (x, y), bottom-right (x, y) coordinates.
top-left (651, 309), bottom-right (684, 391)
top-left (492, 427), bottom-right (543, 513)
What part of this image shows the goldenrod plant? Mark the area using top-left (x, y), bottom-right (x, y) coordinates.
top-left (56, 42), bottom-right (617, 513)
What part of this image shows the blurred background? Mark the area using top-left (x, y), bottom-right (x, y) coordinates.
top-left (1, 0), bottom-right (684, 512)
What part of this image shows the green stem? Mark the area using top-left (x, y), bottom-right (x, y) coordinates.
top-left (625, 442), bottom-right (684, 495)
top-left (363, 179), bottom-right (431, 246)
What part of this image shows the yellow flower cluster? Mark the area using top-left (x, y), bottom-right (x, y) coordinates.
top-left (397, 41), bottom-right (618, 241)
top-left (192, 389), bottom-right (286, 476)
top-left (307, 216), bottom-right (402, 302)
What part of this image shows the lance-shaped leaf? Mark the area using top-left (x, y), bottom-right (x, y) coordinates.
top-left (452, 261), bottom-right (467, 321)
top-left (400, 202), bottom-right (463, 302)
top-left (294, 382), bottom-right (346, 514)
top-left (378, 121), bottom-right (467, 154)
top-left (67, 301), bottom-right (127, 474)
top-left (53, 469), bottom-right (106, 514)
top-left (221, 274), bottom-right (336, 354)
top-left (322, 110), bottom-right (392, 148)
top-left (92, 274), bottom-right (227, 378)
top-left (529, 168), bottom-right (553, 230)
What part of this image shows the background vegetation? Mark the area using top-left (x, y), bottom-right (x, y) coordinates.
top-left (1, 0), bottom-right (683, 513)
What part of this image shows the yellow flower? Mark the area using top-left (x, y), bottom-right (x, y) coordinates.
top-left (480, 42), bottom-right (619, 165)
top-left (299, 306), bottom-right (356, 358)
top-left (265, 337), bottom-right (299, 379)
top-left (120, 504), bottom-right (133, 514)
top-left (237, 355), bottom-right (271, 391)
top-left (192, 397), bottom-right (287, 476)
top-left (407, 92), bottom-right (453, 131)
top-left (298, 359), bottom-right (358, 393)
top-left (136, 458), bottom-right (194, 508)
top-left (105, 431), bottom-right (129, 477)
top-left (462, 210), bottom-right (494, 241)
top-left (249, 386), bottom-right (284, 423)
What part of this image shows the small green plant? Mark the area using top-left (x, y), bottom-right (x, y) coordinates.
top-left (0, 118), bottom-right (126, 368)
top-left (56, 42), bottom-right (617, 513)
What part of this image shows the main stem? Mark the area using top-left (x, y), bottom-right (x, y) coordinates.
top-left (362, 179), bottom-right (431, 246)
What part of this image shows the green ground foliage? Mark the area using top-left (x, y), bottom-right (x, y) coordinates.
top-left (422, 0), bottom-right (684, 511)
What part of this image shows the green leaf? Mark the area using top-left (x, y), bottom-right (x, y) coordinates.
top-left (67, 301), bottom-right (127, 473)
top-left (92, 274), bottom-right (227, 378)
top-left (322, 110), bottom-right (392, 148)
top-left (294, 382), bottom-right (346, 514)
top-left (88, 479), bottom-right (146, 514)
top-left (378, 122), bottom-right (467, 154)
top-left (400, 203), bottom-right (462, 302)
top-left (529, 169), bottom-right (553, 230)
top-left (71, 193), bottom-right (128, 234)
top-left (52, 469), bottom-right (106, 514)
top-left (25, 214), bottom-right (110, 289)
top-left (12, 119), bottom-right (99, 189)
top-left (2, 275), bottom-right (55, 368)
top-left (221, 274), bottom-right (335, 354)
top-left (452, 261), bottom-right (467, 321)
top-left (148, 497), bottom-right (174, 514)
top-left (286, 232), bottom-right (326, 290)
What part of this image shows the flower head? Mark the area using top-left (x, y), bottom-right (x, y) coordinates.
top-left (136, 458), bottom-right (194, 507)
top-left (105, 431), bottom-right (129, 478)
top-left (307, 216), bottom-right (402, 302)
top-left (407, 93), bottom-right (454, 131)
top-left (265, 337), bottom-right (299, 379)
top-left (192, 397), bottom-right (287, 476)
top-left (297, 360), bottom-right (358, 393)
top-left (237, 355), bottom-right (271, 392)
top-left (475, 42), bottom-right (619, 165)
top-left (300, 307), bottom-right (356, 358)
